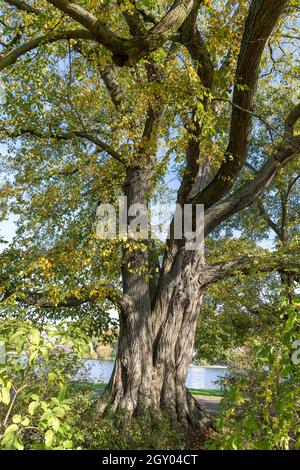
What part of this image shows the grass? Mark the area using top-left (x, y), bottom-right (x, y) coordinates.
top-left (190, 388), bottom-right (224, 397)
top-left (75, 382), bottom-right (224, 398)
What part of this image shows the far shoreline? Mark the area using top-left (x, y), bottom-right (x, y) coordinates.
top-left (84, 358), bottom-right (228, 369)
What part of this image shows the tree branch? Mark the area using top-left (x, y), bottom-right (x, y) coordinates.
top-left (204, 140), bottom-right (300, 236)
top-left (1, 283), bottom-right (126, 309)
top-left (71, 40), bottom-right (125, 110)
top-left (285, 102), bottom-right (300, 137)
top-left (44, 0), bottom-right (132, 58)
top-left (191, 0), bottom-right (289, 208)
top-left (179, 0), bottom-right (213, 90)
top-left (258, 201), bottom-right (281, 238)
top-left (0, 30), bottom-right (96, 71)
top-left (45, 0), bottom-right (197, 65)
top-left (0, 127), bottom-right (126, 165)
top-left (99, 65), bottom-right (123, 110)
top-left (3, 0), bottom-right (41, 15)
top-left (175, 1), bottom-right (214, 204)
top-left (207, 252), bottom-right (300, 285)
top-left (74, 131), bottom-right (126, 165)
top-left (204, 99), bottom-right (300, 235)
top-left (287, 174), bottom-right (300, 196)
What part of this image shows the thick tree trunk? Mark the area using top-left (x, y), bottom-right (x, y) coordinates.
top-left (97, 245), bottom-right (213, 436)
top-left (98, 292), bottom-right (212, 433)
top-left (96, 165), bottom-right (214, 437)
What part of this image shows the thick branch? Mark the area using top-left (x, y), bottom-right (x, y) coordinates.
top-left (99, 65), bottom-right (123, 110)
top-left (45, 0), bottom-right (132, 57)
top-left (192, 0), bottom-right (289, 208)
top-left (147, 0), bottom-right (196, 44)
top-left (204, 137), bottom-right (300, 235)
top-left (207, 252), bottom-right (300, 285)
top-left (204, 101), bottom-right (300, 235)
top-left (175, 1), bottom-right (214, 204)
top-left (45, 0), bottom-right (197, 65)
top-left (3, 0), bottom-right (41, 14)
top-left (179, 0), bottom-right (213, 90)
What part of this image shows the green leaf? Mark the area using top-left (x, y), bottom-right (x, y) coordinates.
top-left (45, 429), bottom-right (54, 448)
top-left (28, 401), bottom-right (39, 415)
top-left (4, 423), bottom-right (18, 434)
top-left (12, 414), bottom-right (22, 424)
top-left (29, 350), bottom-right (39, 364)
top-left (30, 328), bottom-right (41, 346)
top-left (21, 417), bottom-right (30, 427)
top-left (1, 423), bottom-right (20, 449)
top-left (1, 387), bottom-right (11, 405)
top-left (50, 416), bottom-right (60, 432)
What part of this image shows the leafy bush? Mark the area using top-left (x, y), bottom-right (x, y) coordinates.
top-left (68, 406), bottom-right (187, 450)
top-left (209, 298), bottom-right (300, 450)
top-left (0, 319), bottom-right (92, 449)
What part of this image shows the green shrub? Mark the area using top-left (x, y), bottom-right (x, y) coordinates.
top-left (0, 319), bottom-right (190, 450)
top-left (208, 298), bottom-right (300, 450)
top-left (0, 319), bottom-right (92, 449)
top-left (68, 406), bottom-right (187, 450)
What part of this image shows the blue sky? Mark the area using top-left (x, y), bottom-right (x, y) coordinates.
top-left (0, 141), bottom-right (16, 252)
top-left (0, 217), bottom-right (17, 250)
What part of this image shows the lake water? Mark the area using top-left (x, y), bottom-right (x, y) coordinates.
top-left (80, 360), bottom-right (227, 390)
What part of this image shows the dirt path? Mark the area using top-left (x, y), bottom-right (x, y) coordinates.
top-left (196, 396), bottom-right (222, 416)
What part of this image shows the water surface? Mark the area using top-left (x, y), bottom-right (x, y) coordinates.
top-left (80, 360), bottom-right (227, 390)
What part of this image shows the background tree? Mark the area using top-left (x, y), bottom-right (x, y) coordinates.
top-left (195, 150), bottom-right (300, 364)
top-left (0, 0), bottom-right (299, 435)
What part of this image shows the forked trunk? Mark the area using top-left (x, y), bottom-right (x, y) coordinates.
top-left (97, 167), bottom-right (213, 436)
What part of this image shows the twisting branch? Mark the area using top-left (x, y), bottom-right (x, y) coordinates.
top-left (44, 0), bottom-right (132, 59)
top-left (45, 0), bottom-right (197, 65)
top-left (175, 0), bottom-right (214, 204)
top-left (0, 1), bottom-right (200, 71)
top-left (99, 65), bottom-right (124, 110)
top-left (191, 0), bottom-right (289, 208)
top-left (179, 0), bottom-right (213, 90)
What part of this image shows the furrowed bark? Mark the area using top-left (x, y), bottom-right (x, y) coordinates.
top-left (100, 238), bottom-right (214, 432)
